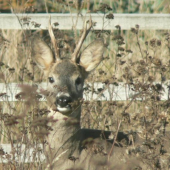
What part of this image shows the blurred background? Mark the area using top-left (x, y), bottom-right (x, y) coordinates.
top-left (0, 0), bottom-right (170, 14)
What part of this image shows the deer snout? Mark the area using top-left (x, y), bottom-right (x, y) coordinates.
top-left (55, 95), bottom-right (72, 113)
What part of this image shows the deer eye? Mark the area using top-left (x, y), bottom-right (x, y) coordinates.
top-left (48, 77), bottom-right (54, 83)
top-left (75, 77), bottom-right (82, 85)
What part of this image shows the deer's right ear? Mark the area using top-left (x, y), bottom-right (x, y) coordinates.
top-left (32, 38), bottom-right (54, 74)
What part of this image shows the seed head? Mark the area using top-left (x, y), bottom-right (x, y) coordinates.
top-left (152, 58), bottom-right (162, 66)
top-left (150, 39), bottom-right (156, 47)
top-left (131, 28), bottom-right (137, 34)
top-left (106, 13), bottom-right (114, 19)
top-left (157, 40), bottom-right (162, 46)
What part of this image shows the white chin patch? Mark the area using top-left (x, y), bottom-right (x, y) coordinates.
top-left (57, 107), bottom-right (71, 113)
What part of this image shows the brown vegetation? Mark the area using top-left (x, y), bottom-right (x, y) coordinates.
top-left (0, 1), bottom-right (170, 170)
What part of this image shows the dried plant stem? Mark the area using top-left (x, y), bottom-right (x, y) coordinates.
top-left (107, 120), bottom-right (121, 162)
top-left (44, 0), bottom-right (49, 13)
top-left (136, 34), bottom-right (144, 59)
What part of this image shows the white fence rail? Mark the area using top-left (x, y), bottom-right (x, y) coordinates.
top-left (0, 83), bottom-right (169, 102)
top-left (0, 144), bottom-right (45, 163)
top-left (0, 13), bottom-right (170, 30)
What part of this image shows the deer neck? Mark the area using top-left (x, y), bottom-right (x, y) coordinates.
top-left (47, 106), bottom-right (82, 160)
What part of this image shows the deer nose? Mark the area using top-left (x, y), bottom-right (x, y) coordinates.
top-left (56, 95), bottom-right (72, 108)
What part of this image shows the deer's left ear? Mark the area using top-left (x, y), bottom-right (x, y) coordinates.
top-left (79, 39), bottom-right (104, 72)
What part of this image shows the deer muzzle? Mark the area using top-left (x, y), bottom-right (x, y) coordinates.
top-left (55, 95), bottom-right (72, 113)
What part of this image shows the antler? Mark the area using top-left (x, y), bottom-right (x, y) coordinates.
top-left (48, 16), bottom-right (61, 62)
top-left (71, 17), bottom-right (93, 62)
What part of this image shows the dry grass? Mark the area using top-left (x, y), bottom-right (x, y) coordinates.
top-left (0, 0), bottom-right (170, 169)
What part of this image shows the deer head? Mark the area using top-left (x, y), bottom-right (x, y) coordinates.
top-left (31, 18), bottom-right (104, 118)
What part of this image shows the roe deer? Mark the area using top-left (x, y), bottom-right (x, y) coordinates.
top-left (31, 18), bottom-right (144, 170)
